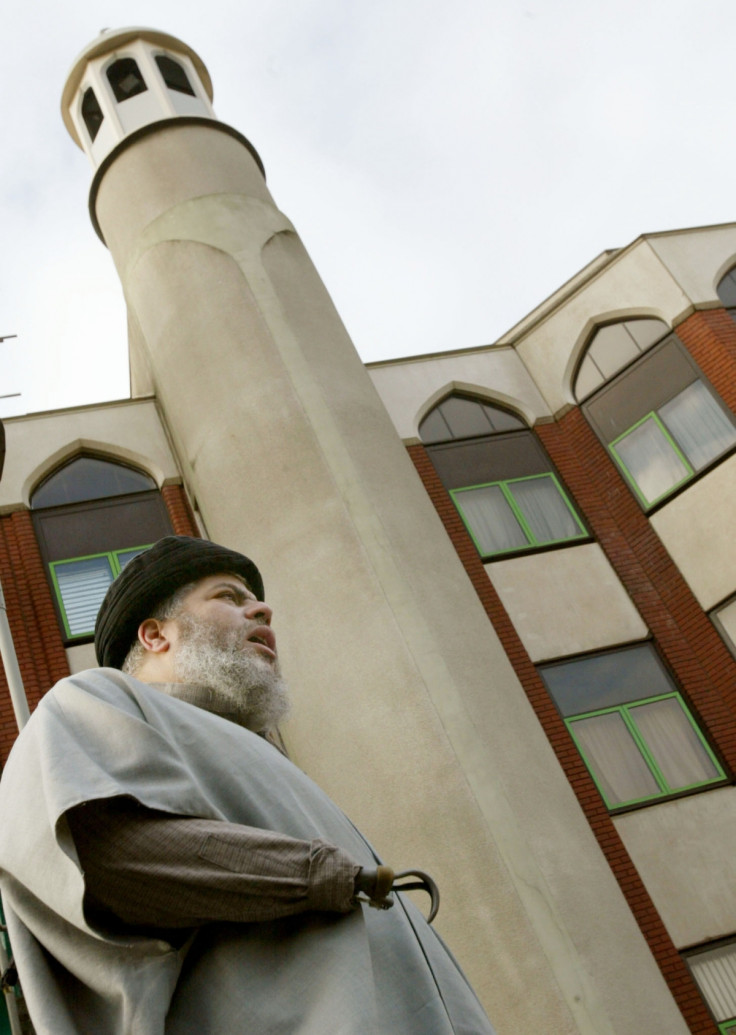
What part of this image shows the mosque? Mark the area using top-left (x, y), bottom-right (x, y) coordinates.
top-left (2, 25), bottom-right (736, 1034)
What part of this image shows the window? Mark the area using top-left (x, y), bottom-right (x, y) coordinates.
top-left (687, 940), bottom-right (736, 1033)
top-left (581, 332), bottom-right (736, 509)
top-left (419, 395), bottom-right (526, 442)
top-left (50, 546), bottom-right (149, 639)
top-left (421, 395), bottom-right (587, 559)
top-left (717, 267), bottom-right (736, 315)
top-left (574, 318), bottom-right (670, 400)
top-left (31, 455), bottom-right (173, 643)
top-left (81, 87), bottom-right (104, 142)
top-left (32, 455), bottom-right (155, 508)
top-left (451, 474), bottom-right (585, 556)
top-left (107, 58), bottom-right (147, 103)
top-left (540, 644), bottom-right (725, 810)
top-left (155, 55), bottom-right (195, 96)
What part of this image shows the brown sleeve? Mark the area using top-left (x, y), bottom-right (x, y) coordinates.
top-left (66, 796), bottom-right (361, 930)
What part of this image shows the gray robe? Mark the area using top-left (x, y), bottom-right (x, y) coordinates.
top-left (0, 669), bottom-right (495, 1034)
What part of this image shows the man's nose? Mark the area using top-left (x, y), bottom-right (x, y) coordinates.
top-left (243, 600), bottom-right (272, 625)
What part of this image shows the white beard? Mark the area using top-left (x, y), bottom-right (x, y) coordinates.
top-left (172, 612), bottom-right (290, 732)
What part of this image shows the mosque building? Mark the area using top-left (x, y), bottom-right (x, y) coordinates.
top-left (2, 25), bottom-right (736, 1034)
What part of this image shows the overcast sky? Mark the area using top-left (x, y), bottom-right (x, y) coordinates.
top-left (0, 0), bottom-right (734, 417)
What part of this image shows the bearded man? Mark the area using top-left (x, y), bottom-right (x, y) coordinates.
top-left (0, 536), bottom-right (495, 1034)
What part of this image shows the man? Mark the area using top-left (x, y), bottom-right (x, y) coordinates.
top-left (0, 536), bottom-right (495, 1034)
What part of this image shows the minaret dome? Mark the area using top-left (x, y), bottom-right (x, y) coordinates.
top-left (61, 27), bottom-right (215, 168)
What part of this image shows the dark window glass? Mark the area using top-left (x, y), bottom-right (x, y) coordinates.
top-left (419, 396), bottom-right (524, 444)
top-left (420, 393), bottom-right (587, 559)
top-left (717, 267), bottom-right (736, 311)
top-left (31, 455), bottom-right (173, 644)
top-left (428, 432), bottom-right (554, 490)
top-left (575, 318), bottom-right (669, 401)
top-left (33, 490), bottom-right (173, 645)
top-left (418, 408), bottom-right (451, 443)
top-left (541, 643), bottom-right (674, 717)
top-left (583, 338), bottom-right (736, 508)
top-left (107, 58), bottom-right (147, 103)
top-left (34, 493), bottom-right (171, 562)
top-left (155, 55), bottom-right (195, 96)
top-left (31, 457), bottom-right (156, 509)
top-left (586, 339), bottom-right (696, 441)
top-left (81, 87), bottom-right (104, 142)
top-left (539, 644), bottom-right (725, 810)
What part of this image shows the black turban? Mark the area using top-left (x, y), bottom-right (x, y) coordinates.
top-left (94, 535), bottom-right (264, 670)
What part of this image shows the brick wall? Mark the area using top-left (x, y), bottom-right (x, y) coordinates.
top-left (0, 484), bottom-right (198, 765)
top-left (0, 511), bottom-right (70, 764)
top-left (537, 410), bottom-right (736, 775)
top-left (677, 308), bottom-right (736, 412)
top-left (408, 441), bottom-right (719, 1033)
top-left (162, 483), bottom-right (199, 537)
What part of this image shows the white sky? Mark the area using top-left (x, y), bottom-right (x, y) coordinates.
top-left (0, 0), bottom-right (734, 417)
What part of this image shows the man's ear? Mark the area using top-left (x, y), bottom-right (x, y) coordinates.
top-left (137, 618), bottom-right (172, 654)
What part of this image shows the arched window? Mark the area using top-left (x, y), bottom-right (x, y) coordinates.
top-left (155, 55), bottom-right (195, 96)
top-left (717, 266), bottom-right (736, 314)
top-left (32, 455), bottom-right (155, 508)
top-left (574, 318), bottom-right (670, 401)
top-left (81, 87), bottom-right (104, 142)
top-left (31, 455), bottom-right (173, 642)
top-left (420, 394), bottom-right (587, 559)
top-left (577, 319), bottom-right (736, 509)
top-left (107, 58), bottom-right (147, 103)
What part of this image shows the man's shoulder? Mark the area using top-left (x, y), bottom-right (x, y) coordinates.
top-left (27, 668), bottom-right (167, 738)
top-left (45, 666), bottom-right (152, 706)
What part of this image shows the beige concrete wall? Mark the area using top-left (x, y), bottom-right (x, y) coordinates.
top-left (0, 397), bottom-right (179, 512)
top-left (647, 224), bottom-right (736, 305)
top-left (367, 347), bottom-right (551, 440)
top-left (88, 119), bottom-right (690, 1034)
top-left (65, 642), bottom-right (98, 674)
top-left (366, 223), bottom-right (736, 438)
top-left (513, 240), bottom-right (692, 415)
top-left (614, 786), bottom-right (736, 947)
top-left (487, 543), bottom-right (648, 662)
top-left (649, 454), bottom-right (736, 610)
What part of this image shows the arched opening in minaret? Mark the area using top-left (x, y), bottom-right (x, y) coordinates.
top-left (155, 54), bottom-right (195, 96)
top-left (81, 87), bottom-right (104, 142)
top-left (107, 58), bottom-right (147, 103)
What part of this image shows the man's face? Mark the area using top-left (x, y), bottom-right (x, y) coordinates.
top-left (167, 573), bottom-right (277, 665)
top-left (162, 573), bottom-right (289, 731)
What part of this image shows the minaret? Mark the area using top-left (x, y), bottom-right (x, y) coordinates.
top-left (61, 29), bottom-right (687, 1033)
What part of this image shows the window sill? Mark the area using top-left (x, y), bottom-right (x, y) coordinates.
top-left (607, 777), bottom-right (732, 817)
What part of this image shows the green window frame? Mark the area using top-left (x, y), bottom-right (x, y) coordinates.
top-left (49, 545), bottom-right (150, 640)
top-left (566, 691), bottom-right (725, 810)
top-left (603, 376), bottom-right (736, 509)
top-left (609, 409), bottom-right (693, 507)
top-left (720, 1021), bottom-right (736, 1034)
top-left (450, 472), bottom-right (587, 559)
